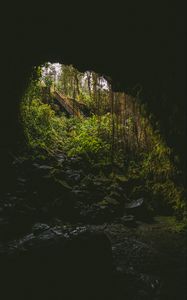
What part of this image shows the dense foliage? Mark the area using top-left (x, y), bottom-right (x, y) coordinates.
top-left (20, 63), bottom-right (186, 217)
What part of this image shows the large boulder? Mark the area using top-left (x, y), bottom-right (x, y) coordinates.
top-left (0, 223), bottom-right (113, 300)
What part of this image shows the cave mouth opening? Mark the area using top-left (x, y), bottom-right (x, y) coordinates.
top-left (18, 61), bottom-right (185, 221)
top-left (20, 61), bottom-right (155, 164)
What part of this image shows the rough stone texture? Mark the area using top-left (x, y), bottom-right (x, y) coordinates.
top-left (0, 219), bottom-right (186, 300)
top-left (0, 224), bottom-right (113, 300)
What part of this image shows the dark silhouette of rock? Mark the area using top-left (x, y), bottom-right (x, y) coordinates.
top-left (0, 223), bottom-right (113, 300)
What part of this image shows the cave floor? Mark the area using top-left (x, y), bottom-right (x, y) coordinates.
top-left (0, 154), bottom-right (186, 299)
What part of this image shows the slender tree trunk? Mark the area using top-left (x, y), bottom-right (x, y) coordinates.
top-left (110, 87), bottom-right (115, 165)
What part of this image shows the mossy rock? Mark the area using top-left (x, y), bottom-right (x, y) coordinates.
top-left (98, 197), bottom-right (119, 208)
top-left (115, 175), bottom-right (129, 183)
top-left (109, 191), bottom-right (121, 201)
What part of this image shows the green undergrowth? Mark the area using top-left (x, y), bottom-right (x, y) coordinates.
top-left (20, 72), bottom-right (186, 218)
top-left (21, 99), bottom-right (112, 162)
top-left (154, 216), bottom-right (187, 233)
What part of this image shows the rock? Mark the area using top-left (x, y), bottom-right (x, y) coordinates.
top-left (78, 195), bottom-right (122, 224)
top-left (0, 224), bottom-right (113, 300)
top-left (125, 198), bottom-right (154, 222)
top-left (107, 182), bottom-right (122, 193)
top-left (111, 237), bottom-right (160, 299)
top-left (32, 223), bottom-right (50, 234)
top-left (33, 163), bottom-right (53, 171)
top-left (55, 153), bottom-right (65, 164)
top-left (125, 197), bottom-right (144, 209)
top-left (109, 191), bottom-right (121, 201)
top-left (17, 177), bottom-right (27, 183)
top-left (120, 215), bottom-right (136, 226)
top-left (100, 196), bottom-right (119, 207)
top-left (112, 237), bottom-right (158, 274)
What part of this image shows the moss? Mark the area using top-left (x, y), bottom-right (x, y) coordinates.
top-left (154, 216), bottom-right (187, 233)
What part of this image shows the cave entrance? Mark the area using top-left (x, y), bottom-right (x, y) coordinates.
top-left (19, 62), bottom-right (184, 221)
top-left (21, 62), bottom-right (151, 163)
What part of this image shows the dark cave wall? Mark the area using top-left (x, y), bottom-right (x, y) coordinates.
top-left (0, 1), bottom-right (186, 177)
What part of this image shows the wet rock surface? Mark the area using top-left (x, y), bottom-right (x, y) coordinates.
top-left (0, 155), bottom-right (150, 228)
top-left (0, 156), bottom-right (186, 299)
top-left (0, 223), bottom-right (113, 300)
top-left (1, 218), bottom-right (186, 300)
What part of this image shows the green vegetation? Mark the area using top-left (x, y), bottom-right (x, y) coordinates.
top-left (20, 63), bottom-right (186, 217)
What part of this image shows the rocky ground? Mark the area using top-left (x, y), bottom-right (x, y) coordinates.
top-left (0, 155), bottom-right (186, 299)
